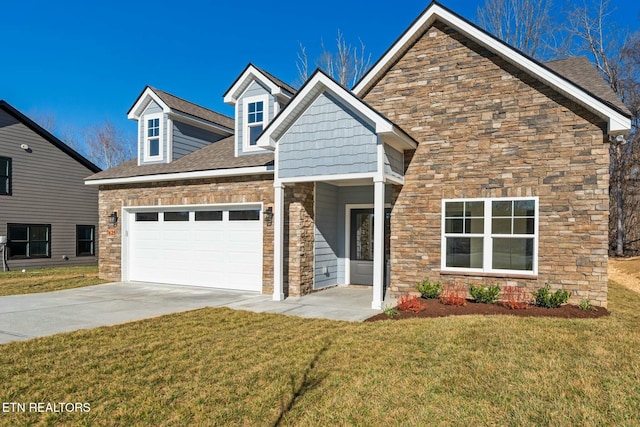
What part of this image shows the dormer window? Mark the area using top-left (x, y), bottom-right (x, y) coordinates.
top-left (243, 94), bottom-right (269, 151)
top-left (144, 113), bottom-right (163, 161)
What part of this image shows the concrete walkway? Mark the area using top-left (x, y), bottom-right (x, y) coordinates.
top-left (0, 282), bottom-right (391, 344)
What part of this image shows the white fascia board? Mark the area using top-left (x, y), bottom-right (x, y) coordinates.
top-left (127, 88), bottom-right (171, 120)
top-left (354, 4), bottom-right (631, 134)
top-left (85, 166), bottom-right (273, 186)
top-left (224, 66), bottom-right (281, 105)
top-left (169, 111), bottom-right (234, 135)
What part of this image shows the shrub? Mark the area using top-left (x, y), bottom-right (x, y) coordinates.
top-left (469, 284), bottom-right (501, 304)
top-left (383, 305), bottom-right (399, 318)
top-left (439, 283), bottom-right (467, 306)
top-left (501, 286), bottom-right (529, 309)
top-left (579, 298), bottom-right (594, 311)
top-left (397, 294), bottom-right (423, 312)
top-left (417, 279), bottom-right (443, 299)
top-left (532, 283), bottom-right (570, 308)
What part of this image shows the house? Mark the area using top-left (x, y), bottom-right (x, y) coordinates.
top-left (85, 2), bottom-right (631, 308)
top-left (0, 101), bottom-right (101, 270)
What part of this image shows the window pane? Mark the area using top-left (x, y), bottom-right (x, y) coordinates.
top-left (492, 218), bottom-right (511, 234)
top-left (445, 202), bottom-right (464, 218)
top-left (492, 201), bottom-right (512, 217)
top-left (30, 226), bottom-right (48, 241)
top-left (256, 101), bottom-right (263, 111)
top-left (249, 125), bottom-right (263, 146)
top-left (256, 112), bottom-right (263, 122)
top-left (467, 218), bottom-right (484, 233)
top-left (136, 212), bottom-right (158, 222)
top-left (30, 242), bottom-right (49, 257)
top-left (8, 225), bottom-right (27, 241)
top-left (149, 139), bottom-right (160, 156)
top-left (8, 242), bottom-right (27, 258)
top-left (492, 238), bottom-right (533, 271)
top-left (229, 210), bottom-right (260, 221)
top-left (514, 200), bottom-right (535, 216)
top-left (164, 211), bottom-right (189, 221)
top-left (466, 201), bottom-right (484, 217)
top-left (195, 211), bottom-right (222, 221)
top-left (445, 218), bottom-right (463, 233)
top-left (0, 177), bottom-right (7, 194)
top-left (513, 218), bottom-right (535, 234)
top-left (446, 237), bottom-right (483, 268)
top-left (78, 241), bottom-right (94, 256)
top-left (248, 103), bottom-right (256, 113)
top-left (77, 226), bottom-right (94, 240)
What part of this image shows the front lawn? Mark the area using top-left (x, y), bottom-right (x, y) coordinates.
top-left (0, 279), bottom-right (638, 425)
top-left (0, 266), bottom-right (106, 296)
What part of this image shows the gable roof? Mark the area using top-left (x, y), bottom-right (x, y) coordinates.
top-left (257, 68), bottom-right (417, 152)
top-left (223, 64), bottom-right (296, 104)
top-left (0, 100), bottom-right (101, 173)
top-left (127, 86), bottom-right (234, 132)
top-left (86, 136), bottom-right (273, 182)
top-left (354, 1), bottom-right (631, 134)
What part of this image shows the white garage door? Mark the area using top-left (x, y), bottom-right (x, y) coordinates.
top-left (127, 206), bottom-right (263, 292)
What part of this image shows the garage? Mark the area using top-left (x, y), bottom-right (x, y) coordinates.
top-left (125, 205), bottom-right (263, 291)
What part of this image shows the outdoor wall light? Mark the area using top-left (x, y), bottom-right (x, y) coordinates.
top-left (108, 211), bottom-right (118, 225)
top-left (264, 207), bottom-right (273, 225)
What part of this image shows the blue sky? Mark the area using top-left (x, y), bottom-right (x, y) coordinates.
top-left (2, 0), bottom-right (638, 147)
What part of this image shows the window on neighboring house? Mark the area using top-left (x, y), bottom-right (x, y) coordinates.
top-left (243, 95), bottom-right (268, 150)
top-left (144, 114), bottom-right (163, 161)
top-left (7, 224), bottom-right (51, 259)
top-left (76, 225), bottom-right (95, 256)
top-left (0, 157), bottom-right (11, 195)
top-left (442, 198), bottom-right (538, 274)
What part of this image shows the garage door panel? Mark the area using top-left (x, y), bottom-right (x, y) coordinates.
top-left (128, 207), bottom-right (263, 291)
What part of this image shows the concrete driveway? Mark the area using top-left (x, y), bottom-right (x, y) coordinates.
top-left (0, 282), bottom-right (386, 344)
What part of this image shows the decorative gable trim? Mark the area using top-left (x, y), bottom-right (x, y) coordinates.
top-left (223, 64), bottom-right (294, 105)
top-left (256, 70), bottom-right (417, 152)
top-left (353, 1), bottom-right (631, 135)
top-left (127, 87), bottom-right (171, 120)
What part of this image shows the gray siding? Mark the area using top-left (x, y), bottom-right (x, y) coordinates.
top-left (384, 144), bottom-right (404, 177)
top-left (278, 92), bottom-right (378, 179)
top-left (314, 182), bottom-right (339, 289)
top-left (138, 100), bottom-right (168, 165)
top-left (0, 110), bottom-right (99, 269)
top-left (237, 80), bottom-right (275, 156)
top-left (172, 120), bottom-right (226, 160)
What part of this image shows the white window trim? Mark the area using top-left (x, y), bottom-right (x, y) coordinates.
top-left (243, 94), bottom-right (269, 153)
top-left (143, 113), bottom-right (164, 162)
top-left (440, 197), bottom-right (539, 276)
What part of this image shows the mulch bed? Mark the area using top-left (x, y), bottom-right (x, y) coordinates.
top-left (365, 299), bottom-right (610, 322)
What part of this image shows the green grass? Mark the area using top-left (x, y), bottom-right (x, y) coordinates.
top-left (0, 281), bottom-right (639, 425)
top-left (0, 266), bottom-right (105, 296)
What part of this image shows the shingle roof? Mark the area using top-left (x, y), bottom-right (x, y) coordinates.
top-left (150, 87), bottom-right (235, 130)
top-left (86, 136), bottom-right (273, 181)
top-left (253, 65), bottom-right (297, 95)
top-left (544, 56), bottom-right (630, 115)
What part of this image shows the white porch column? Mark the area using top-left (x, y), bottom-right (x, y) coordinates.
top-left (372, 178), bottom-right (385, 309)
top-left (273, 182), bottom-right (285, 301)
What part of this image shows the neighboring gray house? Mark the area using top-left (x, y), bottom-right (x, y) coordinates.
top-left (0, 101), bottom-right (101, 270)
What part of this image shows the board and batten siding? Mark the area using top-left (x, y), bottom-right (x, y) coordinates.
top-left (138, 100), bottom-right (168, 164)
top-left (236, 80), bottom-right (275, 156)
top-left (172, 121), bottom-right (226, 160)
top-left (278, 92), bottom-right (378, 179)
top-left (314, 182), bottom-right (339, 289)
top-left (0, 110), bottom-right (98, 269)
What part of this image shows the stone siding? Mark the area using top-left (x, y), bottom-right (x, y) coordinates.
top-left (284, 182), bottom-right (315, 297)
top-left (98, 175), bottom-right (275, 294)
top-left (364, 22), bottom-right (610, 306)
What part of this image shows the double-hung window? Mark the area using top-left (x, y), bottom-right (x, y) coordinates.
top-left (7, 224), bottom-right (51, 259)
top-left (0, 157), bottom-right (11, 195)
top-left (243, 95), bottom-right (268, 150)
top-left (442, 198), bottom-right (538, 275)
top-left (76, 225), bottom-right (95, 256)
top-left (144, 113), bottom-right (163, 161)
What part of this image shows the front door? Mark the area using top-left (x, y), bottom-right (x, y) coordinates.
top-left (349, 208), bottom-right (390, 285)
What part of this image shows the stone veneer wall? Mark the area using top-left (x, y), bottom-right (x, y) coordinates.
top-left (364, 22), bottom-right (610, 306)
top-left (98, 175), bottom-right (275, 294)
top-left (284, 182), bottom-right (315, 297)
